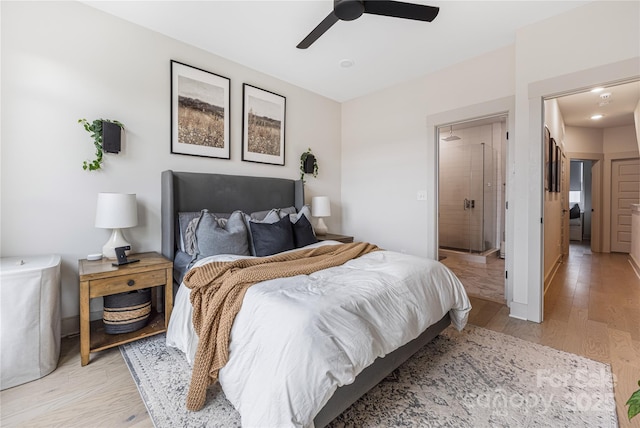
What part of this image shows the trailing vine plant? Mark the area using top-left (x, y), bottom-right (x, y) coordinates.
top-left (79, 118), bottom-right (124, 171)
top-left (300, 148), bottom-right (318, 182)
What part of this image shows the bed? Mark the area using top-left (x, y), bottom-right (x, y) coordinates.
top-left (161, 170), bottom-right (471, 427)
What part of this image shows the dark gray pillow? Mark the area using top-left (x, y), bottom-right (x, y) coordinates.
top-left (249, 215), bottom-right (295, 257)
top-left (193, 210), bottom-right (250, 258)
top-left (292, 214), bottom-right (317, 248)
top-left (244, 209), bottom-right (282, 256)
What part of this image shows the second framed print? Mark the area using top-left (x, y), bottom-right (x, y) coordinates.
top-left (242, 84), bottom-right (286, 165)
top-left (171, 60), bottom-right (230, 159)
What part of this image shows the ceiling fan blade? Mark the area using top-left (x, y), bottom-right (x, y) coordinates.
top-left (297, 12), bottom-right (339, 49)
top-left (363, 1), bottom-right (439, 22)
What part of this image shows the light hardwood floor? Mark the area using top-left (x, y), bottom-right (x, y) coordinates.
top-left (1, 244), bottom-right (638, 427)
top-left (441, 253), bottom-right (506, 304)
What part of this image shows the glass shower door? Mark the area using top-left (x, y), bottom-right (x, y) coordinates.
top-left (467, 144), bottom-right (484, 252)
top-left (439, 142), bottom-right (485, 253)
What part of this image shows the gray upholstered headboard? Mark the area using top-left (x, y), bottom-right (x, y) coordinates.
top-left (161, 170), bottom-right (304, 262)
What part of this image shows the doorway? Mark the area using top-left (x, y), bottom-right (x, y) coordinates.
top-left (437, 114), bottom-right (508, 303)
top-left (542, 79), bottom-right (640, 296)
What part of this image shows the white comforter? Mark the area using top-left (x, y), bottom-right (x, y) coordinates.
top-left (166, 241), bottom-right (471, 427)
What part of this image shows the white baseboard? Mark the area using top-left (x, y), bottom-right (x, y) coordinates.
top-left (61, 311), bottom-right (102, 338)
top-left (508, 301), bottom-right (528, 320)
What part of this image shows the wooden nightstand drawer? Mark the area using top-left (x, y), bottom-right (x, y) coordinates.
top-left (89, 269), bottom-right (167, 298)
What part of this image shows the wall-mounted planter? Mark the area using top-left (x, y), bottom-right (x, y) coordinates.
top-left (102, 121), bottom-right (122, 154)
top-left (303, 154), bottom-right (316, 173)
top-left (300, 148), bottom-right (318, 182)
top-left (79, 118), bottom-right (124, 171)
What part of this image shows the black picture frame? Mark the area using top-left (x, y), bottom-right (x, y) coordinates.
top-left (550, 138), bottom-right (558, 193)
top-left (555, 144), bottom-right (561, 192)
top-left (544, 126), bottom-right (551, 191)
top-left (242, 84), bottom-right (286, 165)
top-left (170, 60), bottom-right (230, 159)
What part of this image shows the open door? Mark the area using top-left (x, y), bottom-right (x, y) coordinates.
top-left (561, 151), bottom-right (570, 258)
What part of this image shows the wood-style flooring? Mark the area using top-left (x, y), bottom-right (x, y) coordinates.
top-left (1, 243), bottom-right (639, 427)
top-left (441, 252), bottom-right (506, 303)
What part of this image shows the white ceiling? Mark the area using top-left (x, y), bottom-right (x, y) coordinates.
top-left (555, 80), bottom-right (640, 129)
top-left (85, 0), bottom-right (592, 102)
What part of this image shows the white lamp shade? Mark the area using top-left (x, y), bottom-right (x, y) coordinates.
top-left (312, 196), bottom-right (331, 218)
top-left (95, 193), bottom-right (138, 229)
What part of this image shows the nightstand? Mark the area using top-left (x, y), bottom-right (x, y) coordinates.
top-left (316, 233), bottom-right (354, 243)
top-left (78, 252), bottom-right (173, 366)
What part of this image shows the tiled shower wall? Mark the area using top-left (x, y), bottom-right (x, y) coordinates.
top-left (439, 122), bottom-right (505, 252)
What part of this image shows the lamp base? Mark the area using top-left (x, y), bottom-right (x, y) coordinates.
top-left (315, 218), bottom-right (328, 235)
top-left (102, 228), bottom-right (132, 259)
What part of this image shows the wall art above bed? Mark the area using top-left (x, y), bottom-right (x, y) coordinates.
top-left (170, 60), bottom-right (230, 159)
top-left (242, 84), bottom-right (286, 166)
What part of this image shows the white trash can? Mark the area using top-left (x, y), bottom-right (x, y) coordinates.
top-left (1, 255), bottom-right (61, 390)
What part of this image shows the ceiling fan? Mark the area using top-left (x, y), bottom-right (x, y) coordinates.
top-left (297, 0), bottom-right (440, 49)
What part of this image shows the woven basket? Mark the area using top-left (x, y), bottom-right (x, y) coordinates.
top-left (103, 289), bottom-right (151, 334)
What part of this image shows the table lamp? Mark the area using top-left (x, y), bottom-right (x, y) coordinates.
top-left (311, 196), bottom-right (331, 235)
top-left (95, 193), bottom-right (138, 259)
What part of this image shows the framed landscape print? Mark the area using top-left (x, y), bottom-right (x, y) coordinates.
top-left (242, 84), bottom-right (286, 165)
top-left (171, 60), bottom-right (230, 159)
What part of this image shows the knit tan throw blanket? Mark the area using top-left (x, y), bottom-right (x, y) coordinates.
top-left (182, 242), bottom-right (379, 411)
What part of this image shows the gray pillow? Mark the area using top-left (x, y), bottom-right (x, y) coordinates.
top-left (178, 212), bottom-right (201, 252)
top-left (192, 210), bottom-right (250, 258)
top-left (181, 211), bottom-right (230, 255)
top-left (249, 215), bottom-right (295, 257)
top-left (250, 207), bottom-right (296, 222)
top-left (288, 205), bottom-right (312, 224)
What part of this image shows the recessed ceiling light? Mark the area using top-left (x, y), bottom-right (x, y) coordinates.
top-left (590, 87), bottom-right (605, 93)
top-left (339, 59), bottom-right (355, 68)
top-left (590, 114), bottom-right (604, 120)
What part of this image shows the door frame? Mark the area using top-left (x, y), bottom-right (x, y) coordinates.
top-left (426, 96), bottom-right (515, 305)
top-left (566, 153), bottom-right (604, 253)
top-left (530, 57), bottom-right (639, 322)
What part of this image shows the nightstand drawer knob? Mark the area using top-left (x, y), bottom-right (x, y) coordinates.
top-left (127, 279), bottom-right (135, 286)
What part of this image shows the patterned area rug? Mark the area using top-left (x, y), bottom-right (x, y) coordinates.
top-left (121, 325), bottom-right (617, 427)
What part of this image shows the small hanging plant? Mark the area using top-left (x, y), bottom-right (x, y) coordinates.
top-left (300, 148), bottom-right (318, 182)
top-left (79, 118), bottom-right (124, 171)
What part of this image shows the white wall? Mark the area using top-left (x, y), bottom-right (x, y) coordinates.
top-left (565, 127), bottom-right (604, 154)
top-left (342, 46), bottom-right (516, 257)
top-left (543, 99), bottom-right (564, 285)
top-left (342, 1), bottom-right (640, 321)
top-left (1, 1), bottom-right (342, 333)
top-left (514, 0), bottom-right (639, 320)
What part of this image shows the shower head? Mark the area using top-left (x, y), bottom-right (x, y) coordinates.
top-left (441, 126), bottom-right (461, 141)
